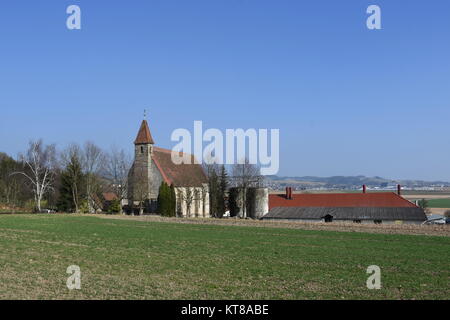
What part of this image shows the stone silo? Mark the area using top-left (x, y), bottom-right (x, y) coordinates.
top-left (247, 187), bottom-right (269, 219)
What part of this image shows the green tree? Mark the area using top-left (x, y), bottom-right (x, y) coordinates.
top-left (418, 198), bottom-right (428, 210)
top-left (208, 169), bottom-right (219, 217)
top-left (109, 199), bottom-right (121, 213)
top-left (158, 182), bottom-right (166, 215)
top-left (417, 198), bottom-right (431, 215)
top-left (169, 184), bottom-right (176, 217)
top-left (217, 165), bottom-right (228, 218)
top-left (157, 182), bottom-right (176, 217)
top-left (57, 153), bottom-right (85, 213)
top-left (0, 153), bottom-right (25, 207)
top-left (228, 187), bottom-right (240, 217)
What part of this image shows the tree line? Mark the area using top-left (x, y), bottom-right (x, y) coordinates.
top-left (204, 159), bottom-right (263, 219)
top-left (0, 139), bottom-right (131, 214)
top-left (1, 139), bottom-right (264, 218)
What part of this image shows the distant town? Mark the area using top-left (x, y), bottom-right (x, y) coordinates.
top-left (264, 175), bottom-right (450, 192)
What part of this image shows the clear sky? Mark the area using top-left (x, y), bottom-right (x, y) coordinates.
top-left (0, 1), bottom-right (449, 181)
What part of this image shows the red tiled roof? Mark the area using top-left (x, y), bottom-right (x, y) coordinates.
top-left (152, 147), bottom-right (208, 187)
top-left (103, 192), bottom-right (118, 201)
top-left (134, 120), bottom-right (154, 145)
top-left (269, 192), bottom-right (417, 210)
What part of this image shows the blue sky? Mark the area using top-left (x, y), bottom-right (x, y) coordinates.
top-left (0, 0), bottom-right (449, 181)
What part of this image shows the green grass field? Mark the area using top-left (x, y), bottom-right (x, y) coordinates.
top-left (0, 214), bottom-right (448, 300)
top-left (427, 198), bottom-right (450, 209)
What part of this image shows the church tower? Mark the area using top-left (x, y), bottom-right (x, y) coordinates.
top-left (134, 119), bottom-right (154, 161)
top-left (126, 115), bottom-right (210, 217)
top-left (128, 118), bottom-right (155, 209)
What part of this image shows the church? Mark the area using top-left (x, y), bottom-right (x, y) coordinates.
top-left (127, 119), bottom-right (210, 217)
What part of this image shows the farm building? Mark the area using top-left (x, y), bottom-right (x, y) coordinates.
top-left (262, 186), bottom-right (427, 224)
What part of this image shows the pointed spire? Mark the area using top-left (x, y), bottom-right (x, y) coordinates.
top-left (134, 119), bottom-right (155, 145)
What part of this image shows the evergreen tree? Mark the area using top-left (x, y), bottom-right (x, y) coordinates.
top-left (169, 184), bottom-right (176, 217)
top-left (157, 182), bottom-right (166, 215)
top-left (57, 154), bottom-right (84, 213)
top-left (0, 153), bottom-right (26, 207)
top-left (208, 170), bottom-right (219, 217)
top-left (108, 199), bottom-right (121, 213)
top-left (217, 165), bottom-right (228, 218)
top-left (57, 170), bottom-right (72, 212)
top-left (228, 187), bottom-right (240, 217)
top-left (157, 182), bottom-right (176, 217)
top-left (418, 198), bottom-right (431, 214)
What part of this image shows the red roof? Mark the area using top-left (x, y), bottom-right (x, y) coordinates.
top-left (103, 192), bottom-right (118, 201)
top-left (134, 120), bottom-right (154, 145)
top-left (152, 147), bottom-right (208, 187)
top-left (269, 192), bottom-right (417, 210)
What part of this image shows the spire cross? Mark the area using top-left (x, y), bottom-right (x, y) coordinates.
top-left (143, 109), bottom-right (147, 120)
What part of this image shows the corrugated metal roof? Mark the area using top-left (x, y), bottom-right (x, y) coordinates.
top-left (263, 206), bottom-right (427, 221)
top-left (269, 193), bottom-right (417, 210)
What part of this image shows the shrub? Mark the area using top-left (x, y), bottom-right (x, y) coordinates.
top-left (108, 199), bottom-right (121, 214)
top-left (157, 182), bottom-right (176, 217)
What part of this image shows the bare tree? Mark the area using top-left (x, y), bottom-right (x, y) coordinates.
top-left (202, 161), bottom-right (219, 182)
top-left (131, 165), bottom-right (149, 216)
top-left (13, 140), bottom-right (57, 212)
top-left (184, 187), bottom-right (195, 218)
top-left (104, 146), bottom-right (131, 214)
top-left (82, 142), bottom-right (105, 213)
top-left (203, 160), bottom-right (219, 217)
top-left (193, 188), bottom-right (200, 217)
top-left (176, 186), bottom-right (200, 218)
top-left (200, 183), bottom-right (208, 217)
top-left (231, 158), bottom-right (262, 218)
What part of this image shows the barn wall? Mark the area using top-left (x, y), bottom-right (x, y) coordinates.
top-left (261, 218), bottom-right (424, 225)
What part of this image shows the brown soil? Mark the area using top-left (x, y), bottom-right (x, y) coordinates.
top-left (95, 214), bottom-right (450, 237)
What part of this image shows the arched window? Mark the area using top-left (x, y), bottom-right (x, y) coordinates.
top-left (140, 146), bottom-right (144, 154)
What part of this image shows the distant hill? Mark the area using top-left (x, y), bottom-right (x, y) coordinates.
top-left (264, 175), bottom-right (450, 189)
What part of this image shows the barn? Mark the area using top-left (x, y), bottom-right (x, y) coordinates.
top-left (262, 186), bottom-right (427, 224)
